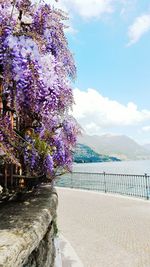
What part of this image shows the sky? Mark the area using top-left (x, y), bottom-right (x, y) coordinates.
top-left (49, 0), bottom-right (150, 145)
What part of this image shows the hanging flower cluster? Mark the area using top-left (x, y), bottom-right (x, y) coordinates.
top-left (0, 0), bottom-right (80, 179)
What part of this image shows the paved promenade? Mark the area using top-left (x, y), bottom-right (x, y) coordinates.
top-left (57, 187), bottom-right (150, 267)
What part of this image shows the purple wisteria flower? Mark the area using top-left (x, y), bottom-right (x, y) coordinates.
top-left (44, 154), bottom-right (54, 176)
top-left (0, 0), bottom-right (80, 178)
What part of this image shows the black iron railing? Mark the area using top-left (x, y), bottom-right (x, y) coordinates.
top-left (55, 172), bottom-right (150, 200)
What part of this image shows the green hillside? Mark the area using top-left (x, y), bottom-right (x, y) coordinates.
top-left (74, 143), bottom-right (121, 163)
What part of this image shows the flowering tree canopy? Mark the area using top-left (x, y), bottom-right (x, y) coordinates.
top-left (0, 0), bottom-right (79, 180)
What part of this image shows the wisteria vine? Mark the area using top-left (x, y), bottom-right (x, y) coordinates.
top-left (0, 0), bottom-right (80, 179)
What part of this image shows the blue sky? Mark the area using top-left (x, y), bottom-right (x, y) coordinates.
top-left (67, 1), bottom-right (150, 109)
top-left (50, 0), bottom-right (150, 144)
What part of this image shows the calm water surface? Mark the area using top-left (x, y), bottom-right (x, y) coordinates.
top-left (73, 160), bottom-right (150, 175)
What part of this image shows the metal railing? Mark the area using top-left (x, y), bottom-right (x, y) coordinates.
top-left (55, 172), bottom-right (150, 200)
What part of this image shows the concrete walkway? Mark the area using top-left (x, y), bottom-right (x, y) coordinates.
top-left (57, 187), bottom-right (150, 267)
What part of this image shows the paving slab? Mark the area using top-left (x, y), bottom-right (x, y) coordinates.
top-left (57, 188), bottom-right (150, 267)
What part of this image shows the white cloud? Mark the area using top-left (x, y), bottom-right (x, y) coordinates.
top-left (72, 88), bottom-right (150, 135)
top-left (142, 126), bottom-right (150, 132)
top-left (49, 0), bottom-right (115, 19)
top-left (43, 0), bottom-right (116, 35)
top-left (127, 14), bottom-right (150, 46)
top-left (63, 0), bottom-right (114, 19)
top-left (44, 0), bottom-right (141, 40)
top-left (44, 0), bottom-right (138, 20)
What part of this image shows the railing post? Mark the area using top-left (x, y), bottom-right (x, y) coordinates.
top-left (145, 173), bottom-right (149, 200)
top-left (104, 172), bottom-right (107, 193)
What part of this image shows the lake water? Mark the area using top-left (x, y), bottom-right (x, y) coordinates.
top-left (72, 160), bottom-right (150, 175)
top-left (56, 160), bottom-right (150, 199)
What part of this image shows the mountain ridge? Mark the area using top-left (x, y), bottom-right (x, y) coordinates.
top-left (78, 134), bottom-right (150, 160)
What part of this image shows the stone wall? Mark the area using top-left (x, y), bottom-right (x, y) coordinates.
top-left (0, 185), bottom-right (58, 267)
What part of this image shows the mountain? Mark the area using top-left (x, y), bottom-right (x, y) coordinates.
top-left (142, 144), bottom-right (150, 152)
top-left (78, 134), bottom-right (150, 160)
top-left (74, 143), bottom-right (121, 163)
